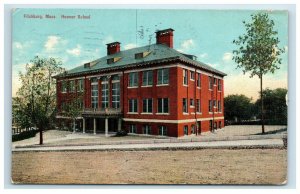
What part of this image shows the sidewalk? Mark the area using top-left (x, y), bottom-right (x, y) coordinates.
top-left (12, 138), bottom-right (284, 152)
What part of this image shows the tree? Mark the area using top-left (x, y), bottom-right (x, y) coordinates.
top-left (15, 56), bottom-right (64, 144)
top-left (232, 13), bottom-right (285, 133)
top-left (255, 88), bottom-right (287, 125)
top-left (64, 93), bottom-right (84, 133)
top-left (224, 94), bottom-right (255, 122)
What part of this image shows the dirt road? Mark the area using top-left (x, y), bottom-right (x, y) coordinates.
top-left (12, 149), bottom-right (287, 184)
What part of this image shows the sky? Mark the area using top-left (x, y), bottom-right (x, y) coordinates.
top-left (12, 9), bottom-right (288, 100)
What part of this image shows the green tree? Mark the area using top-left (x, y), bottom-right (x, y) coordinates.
top-left (64, 93), bottom-right (84, 133)
top-left (255, 88), bottom-right (287, 125)
top-left (224, 94), bottom-right (255, 122)
top-left (15, 56), bottom-right (64, 144)
top-left (232, 13), bottom-right (285, 133)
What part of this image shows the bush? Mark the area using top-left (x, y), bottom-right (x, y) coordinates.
top-left (114, 130), bottom-right (128, 137)
top-left (12, 130), bottom-right (39, 142)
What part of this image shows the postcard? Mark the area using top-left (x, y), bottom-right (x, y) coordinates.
top-left (11, 8), bottom-right (288, 184)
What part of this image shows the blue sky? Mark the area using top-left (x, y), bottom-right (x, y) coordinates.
top-left (12, 9), bottom-right (288, 100)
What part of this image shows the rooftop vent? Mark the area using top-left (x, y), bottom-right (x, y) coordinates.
top-left (135, 51), bottom-right (151, 59)
top-left (107, 57), bottom-right (122, 64)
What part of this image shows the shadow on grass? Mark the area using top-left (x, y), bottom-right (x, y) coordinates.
top-left (254, 127), bottom-right (287, 135)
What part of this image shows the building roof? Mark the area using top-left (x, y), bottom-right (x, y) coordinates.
top-left (55, 43), bottom-right (227, 78)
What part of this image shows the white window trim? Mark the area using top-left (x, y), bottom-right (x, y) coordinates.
top-left (129, 99), bottom-right (138, 113)
top-left (127, 86), bottom-right (138, 89)
top-left (156, 84), bottom-right (169, 87)
top-left (142, 98), bottom-right (153, 113)
top-left (141, 85), bottom-right (153, 88)
top-left (155, 113), bottom-right (170, 115)
top-left (157, 98), bottom-right (169, 114)
top-left (127, 112), bottom-right (139, 114)
top-left (142, 71), bottom-right (153, 87)
top-left (190, 71), bottom-right (195, 81)
top-left (141, 112), bottom-right (153, 115)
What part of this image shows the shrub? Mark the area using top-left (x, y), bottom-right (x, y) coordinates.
top-left (114, 130), bottom-right (128, 137)
top-left (12, 130), bottom-right (39, 142)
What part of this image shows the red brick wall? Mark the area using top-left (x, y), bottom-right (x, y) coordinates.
top-left (56, 63), bottom-right (225, 137)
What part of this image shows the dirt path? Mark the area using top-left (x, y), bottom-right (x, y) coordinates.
top-left (12, 149), bottom-right (287, 184)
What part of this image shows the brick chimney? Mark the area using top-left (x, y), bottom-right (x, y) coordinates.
top-left (155, 28), bottom-right (174, 48)
top-left (106, 42), bottom-right (121, 55)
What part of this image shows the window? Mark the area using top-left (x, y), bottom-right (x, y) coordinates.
top-left (196, 99), bottom-right (201, 112)
top-left (69, 80), bottom-right (75, 92)
top-left (129, 125), bottom-right (137, 133)
top-left (157, 98), bottom-right (169, 113)
top-left (209, 100), bottom-right (213, 112)
top-left (112, 81), bottom-right (120, 109)
top-left (214, 78), bottom-right (217, 85)
top-left (190, 99), bottom-right (194, 107)
top-left (129, 72), bottom-right (138, 87)
top-left (143, 125), bottom-right (152, 135)
top-left (91, 77), bottom-right (98, 109)
top-left (129, 99), bottom-right (138, 113)
top-left (142, 70), bottom-right (153, 86)
top-left (184, 125), bottom-right (188, 135)
top-left (197, 73), bottom-right (201, 87)
top-left (159, 126), bottom-right (167, 136)
top-left (218, 79), bottom-right (222, 91)
top-left (101, 77), bottom-right (109, 108)
top-left (183, 98), bottom-right (188, 113)
top-left (213, 100), bottom-right (217, 108)
top-left (183, 69), bottom-right (188, 85)
top-left (78, 79), bottom-right (84, 92)
top-left (209, 76), bottom-right (213, 90)
top-left (218, 100), bottom-right (222, 112)
top-left (190, 71), bottom-right (195, 80)
top-left (61, 81), bottom-right (67, 93)
top-left (191, 125), bottom-right (195, 134)
top-left (143, 98), bottom-right (153, 113)
top-left (157, 68), bottom-right (169, 85)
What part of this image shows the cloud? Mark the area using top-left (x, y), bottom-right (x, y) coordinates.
top-left (124, 43), bottom-right (137, 50)
top-left (178, 39), bottom-right (195, 52)
top-left (102, 35), bottom-right (114, 44)
top-left (222, 52), bottom-right (233, 62)
top-left (44, 36), bottom-right (61, 51)
top-left (199, 53), bottom-right (208, 59)
top-left (66, 45), bottom-right (81, 56)
top-left (14, 42), bottom-right (23, 49)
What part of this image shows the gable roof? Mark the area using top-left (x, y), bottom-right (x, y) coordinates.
top-left (55, 44), bottom-right (227, 78)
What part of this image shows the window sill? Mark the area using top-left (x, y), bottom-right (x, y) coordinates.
top-left (141, 85), bottom-right (153, 88)
top-left (127, 86), bottom-right (138, 89)
top-left (141, 112), bottom-right (153, 115)
top-left (183, 112), bottom-right (189, 115)
top-left (127, 112), bottom-right (138, 114)
top-left (209, 112), bottom-right (213, 114)
top-left (196, 112), bottom-right (202, 115)
top-left (190, 106), bottom-right (195, 108)
top-left (190, 79), bottom-right (195, 81)
top-left (197, 87), bottom-right (201, 89)
top-left (156, 113), bottom-right (170, 115)
top-left (191, 112), bottom-right (195, 115)
top-left (61, 92), bottom-right (67, 94)
top-left (156, 84), bottom-right (169, 87)
top-left (183, 84), bottom-right (188, 87)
